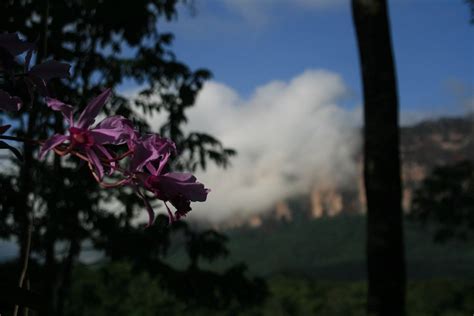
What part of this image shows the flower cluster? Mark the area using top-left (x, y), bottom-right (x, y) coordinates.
top-left (0, 33), bottom-right (209, 226)
top-left (40, 89), bottom-right (210, 226)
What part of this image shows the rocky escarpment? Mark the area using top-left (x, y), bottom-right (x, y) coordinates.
top-left (231, 116), bottom-right (474, 228)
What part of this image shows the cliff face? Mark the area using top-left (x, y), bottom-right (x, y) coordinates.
top-left (399, 116), bottom-right (473, 212)
top-left (309, 116), bottom-right (473, 219)
top-left (233, 116), bottom-right (474, 227)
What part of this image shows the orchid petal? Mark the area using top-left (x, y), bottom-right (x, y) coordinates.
top-left (95, 144), bottom-right (116, 175)
top-left (145, 162), bottom-right (157, 175)
top-left (86, 148), bottom-right (104, 181)
top-left (39, 134), bottom-right (68, 159)
top-left (133, 185), bottom-right (156, 227)
top-left (163, 172), bottom-right (196, 183)
top-left (89, 116), bottom-right (134, 145)
top-left (129, 134), bottom-right (175, 173)
top-left (46, 97), bottom-right (74, 124)
top-left (170, 197), bottom-right (191, 220)
top-left (162, 172), bottom-right (210, 202)
top-left (88, 128), bottom-right (125, 145)
top-left (95, 115), bottom-right (133, 130)
top-left (146, 172), bottom-right (209, 202)
top-left (154, 144), bottom-right (172, 175)
top-left (129, 139), bottom-right (160, 172)
top-left (76, 88), bottom-right (112, 128)
top-left (164, 202), bottom-right (175, 224)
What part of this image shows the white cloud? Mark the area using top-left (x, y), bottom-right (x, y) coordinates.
top-left (146, 69), bottom-right (361, 223)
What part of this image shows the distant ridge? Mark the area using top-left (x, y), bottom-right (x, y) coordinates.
top-left (203, 115), bottom-right (474, 229)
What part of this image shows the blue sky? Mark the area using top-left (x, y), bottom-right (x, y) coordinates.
top-left (148, 0), bottom-right (473, 119)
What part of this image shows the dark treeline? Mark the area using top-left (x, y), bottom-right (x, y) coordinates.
top-left (0, 1), bottom-right (264, 315)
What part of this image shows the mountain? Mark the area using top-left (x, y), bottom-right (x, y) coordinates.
top-left (218, 115), bottom-right (474, 228)
top-left (163, 116), bottom-right (474, 280)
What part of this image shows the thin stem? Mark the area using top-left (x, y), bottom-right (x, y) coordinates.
top-left (13, 216), bottom-right (33, 316)
top-left (24, 279), bottom-right (30, 316)
top-left (104, 149), bottom-right (134, 162)
top-left (17, 219), bottom-right (32, 287)
top-left (87, 161), bottom-right (131, 188)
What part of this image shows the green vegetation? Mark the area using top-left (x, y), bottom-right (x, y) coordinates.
top-left (65, 262), bottom-right (184, 316)
top-left (58, 214), bottom-right (474, 315)
top-left (166, 215), bottom-right (474, 280)
top-left (255, 277), bottom-right (474, 316)
top-left (64, 263), bottom-right (474, 316)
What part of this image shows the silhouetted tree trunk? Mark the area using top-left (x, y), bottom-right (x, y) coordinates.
top-left (351, 1), bottom-right (406, 315)
top-left (16, 1), bottom-right (50, 315)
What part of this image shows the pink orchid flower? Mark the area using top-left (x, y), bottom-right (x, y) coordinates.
top-left (128, 134), bottom-right (176, 174)
top-left (128, 134), bottom-right (209, 226)
top-left (145, 172), bottom-right (209, 222)
top-left (39, 89), bottom-right (134, 180)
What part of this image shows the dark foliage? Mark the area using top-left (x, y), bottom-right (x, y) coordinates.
top-left (91, 214), bottom-right (267, 310)
top-left (410, 160), bottom-right (474, 242)
top-left (0, 1), bottom-right (251, 315)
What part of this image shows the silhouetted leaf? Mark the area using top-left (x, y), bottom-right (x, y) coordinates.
top-left (0, 141), bottom-right (22, 161)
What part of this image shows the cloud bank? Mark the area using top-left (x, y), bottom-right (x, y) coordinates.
top-left (160, 69), bottom-right (361, 223)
